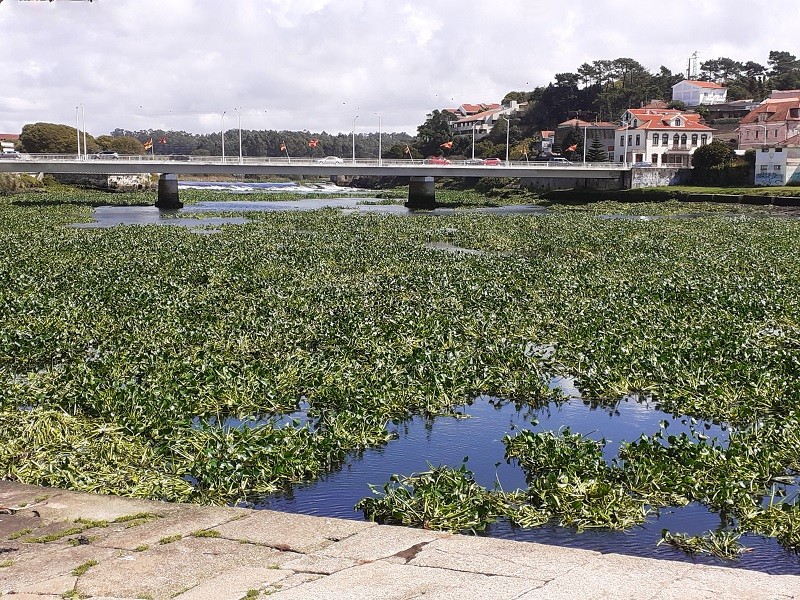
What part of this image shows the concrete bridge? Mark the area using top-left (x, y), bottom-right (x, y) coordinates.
top-left (0, 154), bottom-right (630, 209)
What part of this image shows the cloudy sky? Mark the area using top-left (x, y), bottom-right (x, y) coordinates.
top-left (1, 0), bottom-right (795, 137)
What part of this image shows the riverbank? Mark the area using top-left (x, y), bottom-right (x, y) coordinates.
top-left (2, 481), bottom-right (797, 600)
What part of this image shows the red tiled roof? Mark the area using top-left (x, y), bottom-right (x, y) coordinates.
top-left (740, 99), bottom-right (800, 124)
top-left (454, 108), bottom-right (502, 124)
top-left (677, 80), bottom-right (724, 89)
top-left (0, 133), bottom-right (20, 142)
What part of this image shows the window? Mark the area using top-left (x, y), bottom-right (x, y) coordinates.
top-left (620, 136), bottom-right (624, 146)
top-left (776, 148), bottom-right (784, 153)
top-left (628, 135), bottom-right (632, 146)
top-left (691, 134), bottom-right (698, 145)
top-left (701, 134), bottom-right (708, 145)
top-left (635, 134), bottom-right (641, 146)
top-left (761, 165), bottom-right (768, 172)
top-left (680, 134), bottom-right (687, 146)
top-left (673, 134), bottom-right (680, 146)
top-left (775, 165), bottom-right (782, 172)
top-left (653, 134), bottom-right (659, 145)
top-left (651, 154), bottom-right (658, 164)
top-left (662, 133), bottom-right (669, 145)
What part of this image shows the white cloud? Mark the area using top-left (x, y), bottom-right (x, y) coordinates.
top-left (0, 0), bottom-right (796, 137)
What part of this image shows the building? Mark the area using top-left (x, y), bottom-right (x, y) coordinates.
top-left (616, 107), bottom-right (715, 167)
top-left (671, 80), bottom-right (728, 106)
top-left (554, 119), bottom-right (617, 157)
top-left (532, 130), bottom-right (554, 155)
top-left (736, 90), bottom-right (800, 150)
top-left (448, 100), bottom-right (526, 140)
top-left (754, 136), bottom-right (800, 186)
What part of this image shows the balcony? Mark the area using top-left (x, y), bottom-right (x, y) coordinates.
top-left (668, 145), bottom-right (692, 152)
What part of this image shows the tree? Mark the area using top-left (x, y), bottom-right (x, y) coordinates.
top-left (96, 135), bottom-right (145, 155)
top-left (415, 110), bottom-right (457, 157)
top-left (585, 135), bottom-right (608, 162)
top-left (20, 122), bottom-right (98, 154)
top-left (692, 139), bottom-right (735, 173)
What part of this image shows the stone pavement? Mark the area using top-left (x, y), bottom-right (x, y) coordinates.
top-left (0, 481), bottom-right (798, 599)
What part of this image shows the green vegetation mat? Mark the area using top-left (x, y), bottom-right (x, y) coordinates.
top-left (1, 188), bottom-right (799, 556)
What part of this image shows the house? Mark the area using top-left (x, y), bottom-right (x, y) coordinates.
top-left (671, 80), bottom-right (728, 106)
top-left (448, 100), bottom-right (526, 140)
top-left (736, 90), bottom-right (800, 150)
top-left (554, 119), bottom-right (617, 157)
top-left (754, 135), bottom-right (800, 186)
top-left (532, 130), bottom-right (554, 154)
top-left (444, 102), bottom-right (501, 119)
top-left (616, 107), bottom-right (715, 167)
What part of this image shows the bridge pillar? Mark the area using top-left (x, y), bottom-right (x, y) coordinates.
top-left (156, 173), bottom-right (182, 209)
top-left (406, 176), bottom-right (436, 209)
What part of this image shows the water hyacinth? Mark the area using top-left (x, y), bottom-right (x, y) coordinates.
top-left (0, 188), bottom-right (799, 556)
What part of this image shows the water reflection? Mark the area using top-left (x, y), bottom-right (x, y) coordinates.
top-left (244, 394), bottom-right (798, 573)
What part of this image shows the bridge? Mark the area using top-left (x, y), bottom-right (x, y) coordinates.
top-left (0, 154), bottom-right (630, 208)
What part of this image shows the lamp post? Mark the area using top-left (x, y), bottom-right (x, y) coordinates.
top-left (235, 107), bottom-right (242, 164)
top-left (471, 124), bottom-right (476, 160)
top-left (582, 126), bottom-right (588, 165)
top-left (75, 106), bottom-right (81, 159)
top-left (351, 115), bottom-right (359, 164)
top-left (81, 104), bottom-right (87, 160)
top-left (375, 112), bottom-right (382, 166)
top-left (503, 116), bottom-right (510, 167)
top-left (221, 111), bottom-right (226, 163)
top-left (621, 122), bottom-right (629, 168)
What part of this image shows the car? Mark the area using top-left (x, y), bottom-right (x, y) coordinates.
top-left (482, 158), bottom-right (502, 166)
top-left (632, 161), bottom-right (653, 168)
top-left (464, 158), bottom-right (484, 165)
top-left (92, 151), bottom-right (119, 159)
top-left (0, 151), bottom-right (20, 159)
top-left (316, 156), bottom-right (344, 164)
top-left (170, 154), bottom-right (192, 161)
top-left (425, 156), bottom-right (450, 165)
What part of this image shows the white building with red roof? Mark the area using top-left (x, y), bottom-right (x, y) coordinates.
top-left (671, 79), bottom-right (728, 106)
top-left (616, 107), bottom-right (715, 167)
top-left (448, 100), bottom-right (526, 139)
top-left (737, 89), bottom-right (800, 150)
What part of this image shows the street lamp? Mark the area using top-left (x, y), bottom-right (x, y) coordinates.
top-left (503, 116), bottom-right (510, 167)
top-left (621, 122), bottom-right (629, 168)
top-left (375, 112), bottom-right (382, 166)
top-left (582, 126), bottom-right (588, 166)
top-left (471, 124), bottom-right (476, 160)
top-left (235, 107), bottom-right (242, 164)
top-left (221, 111), bottom-right (226, 163)
top-left (81, 104), bottom-right (87, 160)
top-left (351, 115), bottom-right (359, 164)
top-left (75, 106), bottom-right (81, 159)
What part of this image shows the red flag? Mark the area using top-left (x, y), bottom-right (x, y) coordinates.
top-left (566, 144), bottom-right (578, 152)
top-left (143, 138), bottom-right (153, 151)
top-left (440, 140), bottom-right (453, 149)
top-left (280, 142), bottom-right (286, 152)
top-left (404, 144), bottom-right (411, 155)
top-left (308, 138), bottom-right (319, 148)
top-left (158, 136), bottom-right (168, 144)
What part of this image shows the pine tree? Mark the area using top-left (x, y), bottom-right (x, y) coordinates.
top-left (585, 135), bottom-right (609, 162)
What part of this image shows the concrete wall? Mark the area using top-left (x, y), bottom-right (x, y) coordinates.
top-left (628, 167), bottom-right (692, 188)
top-left (51, 173), bottom-right (155, 191)
top-left (520, 175), bottom-right (623, 191)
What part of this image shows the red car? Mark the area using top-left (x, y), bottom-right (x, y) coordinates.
top-left (426, 156), bottom-right (450, 165)
top-left (482, 158), bottom-right (502, 166)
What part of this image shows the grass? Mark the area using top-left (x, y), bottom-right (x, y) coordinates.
top-left (159, 534), bottom-right (182, 545)
top-left (71, 559), bottom-right (98, 576)
top-left (192, 529), bottom-right (221, 538)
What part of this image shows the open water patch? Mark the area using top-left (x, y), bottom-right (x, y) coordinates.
top-left (247, 393), bottom-right (797, 574)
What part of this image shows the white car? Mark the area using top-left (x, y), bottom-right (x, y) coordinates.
top-left (316, 156), bottom-right (343, 164)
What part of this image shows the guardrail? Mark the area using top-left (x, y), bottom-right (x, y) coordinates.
top-left (17, 154), bottom-right (627, 170)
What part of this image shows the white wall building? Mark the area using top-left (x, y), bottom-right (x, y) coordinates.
top-left (671, 80), bottom-right (728, 106)
top-left (449, 101), bottom-right (526, 139)
top-left (616, 107), bottom-right (715, 167)
top-left (754, 138), bottom-right (800, 186)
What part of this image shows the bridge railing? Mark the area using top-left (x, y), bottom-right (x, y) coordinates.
top-left (21, 154), bottom-right (627, 170)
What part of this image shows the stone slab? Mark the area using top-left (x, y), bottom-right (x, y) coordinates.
top-left (319, 522), bottom-right (445, 562)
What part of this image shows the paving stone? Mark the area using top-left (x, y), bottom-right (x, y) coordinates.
top-left (213, 509), bottom-right (373, 553)
top-left (280, 554), bottom-right (361, 575)
top-left (265, 559), bottom-right (538, 600)
top-left (320, 522), bottom-right (445, 562)
top-left (171, 565), bottom-right (290, 600)
top-left (76, 536), bottom-right (289, 600)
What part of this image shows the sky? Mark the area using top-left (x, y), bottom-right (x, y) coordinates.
top-left (1, 0), bottom-right (797, 138)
